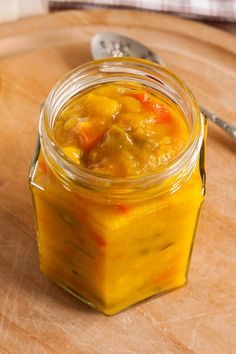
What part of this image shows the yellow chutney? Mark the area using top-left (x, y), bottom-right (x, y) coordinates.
top-left (29, 58), bottom-right (207, 315)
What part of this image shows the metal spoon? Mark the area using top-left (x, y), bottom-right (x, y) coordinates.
top-left (91, 32), bottom-right (236, 140)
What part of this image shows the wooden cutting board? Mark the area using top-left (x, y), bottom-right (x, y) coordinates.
top-left (0, 10), bottom-right (235, 354)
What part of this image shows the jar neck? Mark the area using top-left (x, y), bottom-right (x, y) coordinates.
top-left (39, 58), bottom-right (204, 201)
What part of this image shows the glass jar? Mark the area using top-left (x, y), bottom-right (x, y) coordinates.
top-left (29, 58), bottom-right (206, 315)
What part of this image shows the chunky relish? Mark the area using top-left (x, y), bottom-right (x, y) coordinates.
top-left (54, 83), bottom-right (189, 177)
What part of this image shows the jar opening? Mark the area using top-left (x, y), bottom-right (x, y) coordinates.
top-left (39, 58), bottom-right (204, 199)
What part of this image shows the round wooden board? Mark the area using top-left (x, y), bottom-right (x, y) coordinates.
top-left (0, 10), bottom-right (235, 354)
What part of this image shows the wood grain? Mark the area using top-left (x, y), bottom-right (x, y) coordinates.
top-left (0, 10), bottom-right (235, 354)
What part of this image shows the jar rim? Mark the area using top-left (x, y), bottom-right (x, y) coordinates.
top-left (39, 58), bottom-right (204, 198)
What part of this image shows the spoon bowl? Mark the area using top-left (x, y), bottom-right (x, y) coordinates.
top-left (91, 32), bottom-right (165, 65)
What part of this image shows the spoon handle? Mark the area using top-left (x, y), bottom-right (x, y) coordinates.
top-left (200, 106), bottom-right (236, 140)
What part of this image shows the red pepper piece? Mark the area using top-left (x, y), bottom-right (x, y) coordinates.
top-left (115, 204), bottom-right (129, 214)
top-left (133, 92), bottom-right (171, 124)
top-left (90, 231), bottom-right (106, 247)
top-left (38, 159), bottom-right (48, 174)
top-left (152, 268), bottom-right (174, 283)
top-left (152, 105), bottom-right (171, 124)
top-left (134, 92), bottom-right (150, 104)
